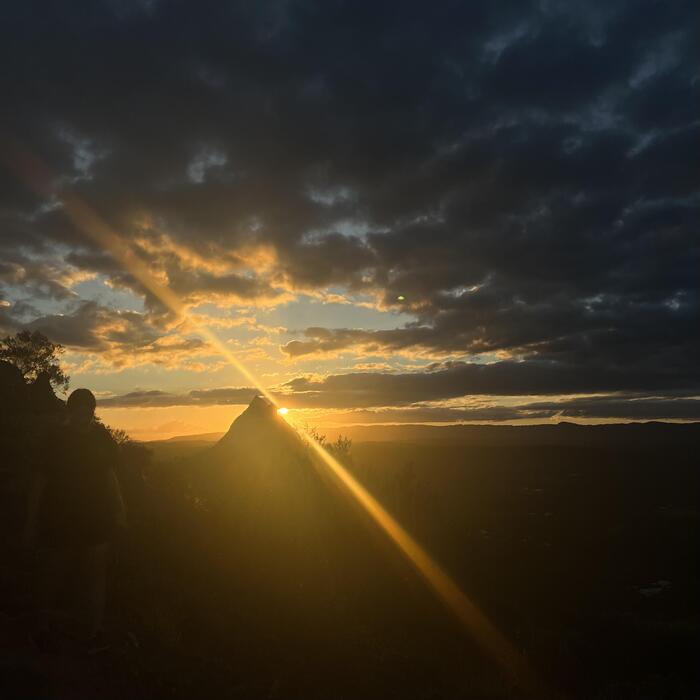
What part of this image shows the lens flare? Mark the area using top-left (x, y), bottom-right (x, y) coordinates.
top-left (2, 135), bottom-right (540, 692)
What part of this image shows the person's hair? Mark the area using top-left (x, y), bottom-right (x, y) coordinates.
top-left (66, 388), bottom-right (96, 414)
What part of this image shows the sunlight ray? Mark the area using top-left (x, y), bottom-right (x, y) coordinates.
top-left (304, 437), bottom-right (536, 689)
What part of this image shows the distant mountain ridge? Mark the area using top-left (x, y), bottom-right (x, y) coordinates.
top-left (147, 432), bottom-right (225, 443)
top-left (143, 414), bottom-right (700, 450)
top-left (319, 420), bottom-right (700, 447)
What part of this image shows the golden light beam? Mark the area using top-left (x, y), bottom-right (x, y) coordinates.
top-left (305, 437), bottom-right (537, 690)
top-left (61, 191), bottom-right (276, 405)
top-left (3, 137), bottom-right (540, 693)
top-left (2, 136), bottom-right (277, 405)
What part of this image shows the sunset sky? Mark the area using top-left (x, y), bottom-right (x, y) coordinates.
top-left (1, 1), bottom-right (697, 439)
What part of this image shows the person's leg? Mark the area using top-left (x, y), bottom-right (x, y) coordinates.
top-left (73, 543), bottom-right (109, 640)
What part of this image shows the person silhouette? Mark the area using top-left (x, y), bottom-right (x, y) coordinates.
top-left (24, 388), bottom-right (126, 646)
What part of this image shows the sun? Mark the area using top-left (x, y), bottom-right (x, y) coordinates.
top-left (277, 407), bottom-right (289, 416)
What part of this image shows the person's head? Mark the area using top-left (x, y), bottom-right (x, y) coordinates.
top-left (66, 388), bottom-right (96, 426)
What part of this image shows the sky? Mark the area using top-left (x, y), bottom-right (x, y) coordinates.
top-left (0, 0), bottom-right (698, 439)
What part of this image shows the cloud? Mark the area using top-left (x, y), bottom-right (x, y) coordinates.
top-left (524, 395), bottom-right (700, 421)
top-left (98, 383), bottom-right (700, 422)
top-left (99, 387), bottom-right (257, 408)
top-left (280, 360), bottom-right (700, 409)
top-left (0, 0), bottom-right (696, 407)
top-left (321, 396), bottom-right (700, 424)
top-left (1, 300), bottom-right (217, 371)
top-left (0, 250), bottom-right (94, 301)
top-left (24, 301), bottom-right (156, 350)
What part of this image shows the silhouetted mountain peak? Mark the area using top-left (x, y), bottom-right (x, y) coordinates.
top-left (215, 394), bottom-right (298, 454)
top-left (244, 394), bottom-right (276, 418)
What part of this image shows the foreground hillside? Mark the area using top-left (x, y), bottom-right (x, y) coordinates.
top-left (130, 409), bottom-right (700, 698)
top-left (1, 381), bottom-right (698, 698)
top-left (350, 440), bottom-right (699, 695)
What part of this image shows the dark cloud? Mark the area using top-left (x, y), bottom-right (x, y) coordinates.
top-left (23, 301), bottom-right (156, 350)
top-left (98, 386), bottom-right (258, 408)
top-left (322, 396), bottom-right (700, 424)
top-left (1, 0), bottom-right (697, 412)
top-left (281, 361), bottom-right (699, 408)
top-left (281, 287), bottom-right (699, 386)
top-left (0, 300), bottom-right (208, 371)
top-left (524, 395), bottom-right (700, 421)
top-left (99, 382), bottom-right (700, 422)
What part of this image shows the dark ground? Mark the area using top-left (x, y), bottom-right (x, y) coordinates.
top-left (2, 421), bottom-right (699, 699)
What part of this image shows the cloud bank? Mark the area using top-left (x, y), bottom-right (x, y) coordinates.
top-left (1, 0), bottom-right (697, 423)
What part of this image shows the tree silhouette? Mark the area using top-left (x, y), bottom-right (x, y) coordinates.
top-left (306, 425), bottom-right (352, 459)
top-left (0, 330), bottom-right (70, 391)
